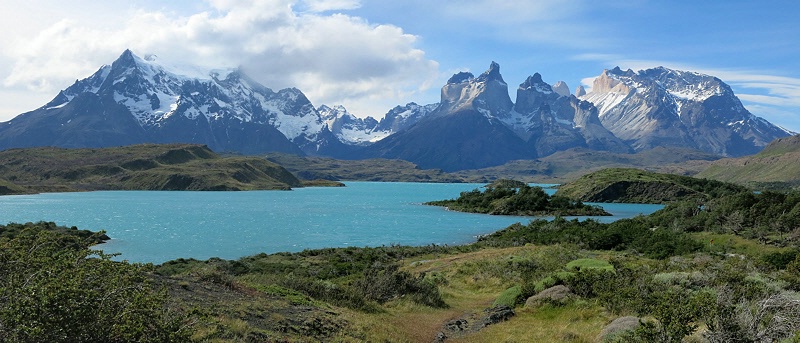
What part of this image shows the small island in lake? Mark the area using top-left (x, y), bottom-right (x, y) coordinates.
top-left (425, 179), bottom-right (610, 216)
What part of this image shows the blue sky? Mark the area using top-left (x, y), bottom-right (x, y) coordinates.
top-left (1, 0), bottom-right (798, 132)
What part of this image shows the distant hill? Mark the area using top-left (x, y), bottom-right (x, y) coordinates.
top-left (555, 168), bottom-right (747, 203)
top-left (262, 147), bottom-right (721, 184)
top-left (697, 135), bottom-right (800, 190)
top-left (263, 153), bottom-right (463, 183)
top-left (454, 147), bottom-right (720, 183)
top-left (0, 144), bottom-right (302, 194)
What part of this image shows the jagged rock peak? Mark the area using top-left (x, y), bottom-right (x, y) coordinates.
top-left (552, 81), bottom-right (570, 97)
top-left (447, 71), bottom-right (474, 84)
top-left (591, 69), bottom-right (629, 94)
top-left (110, 49), bottom-right (138, 70)
top-left (605, 66), bottom-right (634, 77)
top-left (575, 85), bottom-right (587, 97)
top-left (519, 73), bottom-right (552, 94)
top-left (476, 61), bottom-right (505, 84)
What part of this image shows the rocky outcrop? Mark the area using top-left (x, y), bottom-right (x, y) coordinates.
top-left (575, 85), bottom-right (587, 97)
top-left (552, 81), bottom-right (571, 97)
top-left (525, 285), bottom-right (575, 307)
top-left (435, 305), bottom-right (515, 341)
top-left (595, 316), bottom-right (641, 342)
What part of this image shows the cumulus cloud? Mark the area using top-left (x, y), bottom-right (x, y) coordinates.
top-left (1, 0), bottom-right (439, 118)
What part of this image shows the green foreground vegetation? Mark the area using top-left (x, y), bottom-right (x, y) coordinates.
top-left (425, 180), bottom-right (610, 216)
top-left (4, 177), bottom-right (800, 341)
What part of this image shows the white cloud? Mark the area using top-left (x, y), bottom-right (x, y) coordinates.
top-left (301, 0), bottom-right (361, 12)
top-left (0, 0), bottom-right (438, 120)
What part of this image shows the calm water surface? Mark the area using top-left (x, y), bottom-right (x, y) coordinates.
top-left (0, 182), bottom-right (661, 263)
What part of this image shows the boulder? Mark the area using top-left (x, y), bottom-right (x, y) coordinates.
top-left (525, 285), bottom-right (574, 307)
top-left (595, 316), bottom-right (641, 342)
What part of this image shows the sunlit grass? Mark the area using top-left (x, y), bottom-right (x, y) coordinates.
top-left (691, 232), bottom-right (792, 258)
top-left (447, 302), bottom-right (611, 343)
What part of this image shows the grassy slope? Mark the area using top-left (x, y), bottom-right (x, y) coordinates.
top-left (697, 134), bottom-right (800, 189)
top-left (155, 234), bottom-right (796, 342)
top-left (160, 245), bottom-right (615, 342)
top-left (555, 168), bottom-right (748, 203)
top-left (0, 144), bottom-right (302, 193)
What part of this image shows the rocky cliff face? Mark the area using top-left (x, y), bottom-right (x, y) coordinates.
top-left (580, 67), bottom-right (792, 156)
top-left (364, 63), bottom-right (632, 170)
top-left (363, 63), bottom-right (528, 171)
top-left (510, 73), bottom-right (630, 156)
top-left (551, 81), bottom-right (571, 97)
top-left (437, 62), bottom-right (514, 120)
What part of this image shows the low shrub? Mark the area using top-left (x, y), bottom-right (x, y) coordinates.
top-left (493, 285), bottom-right (523, 307)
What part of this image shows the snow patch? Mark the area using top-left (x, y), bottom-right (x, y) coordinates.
top-left (581, 91), bottom-right (629, 118)
top-left (46, 102), bottom-right (69, 110)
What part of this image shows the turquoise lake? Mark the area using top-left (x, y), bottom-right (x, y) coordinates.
top-left (0, 182), bottom-right (662, 263)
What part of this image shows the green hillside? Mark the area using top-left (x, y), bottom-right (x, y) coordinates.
top-left (555, 168), bottom-right (747, 203)
top-left (697, 135), bottom-right (800, 190)
top-left (0, 144), bottom-right (302, 193)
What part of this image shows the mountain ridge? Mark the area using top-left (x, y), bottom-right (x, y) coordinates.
top-left (579, 66), bottom-right (792, 156)
top-left (0, 50), bottom-right (792, 172)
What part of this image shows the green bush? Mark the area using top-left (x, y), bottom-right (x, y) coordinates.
top-left (566, 258), bottom-right (615, 272)
top-left (493, 285), bottom-right (523, 307)
top-left (0, 228), bottom-right (189, 343)
top-left (352, 262), bottom-right (447, 308)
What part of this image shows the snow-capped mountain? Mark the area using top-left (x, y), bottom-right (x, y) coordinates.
top-left (580, 67), bottom-right (792, 156)
top-left (317, 105), bottom-right (384, 145)
top-left (375, 102), bottom-right (439, 133)
top-left (0, 50), bottom-right (422, 155)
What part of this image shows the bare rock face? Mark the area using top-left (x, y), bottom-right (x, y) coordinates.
top-left (512, 73), bottom-right (631, 156)
top-left (575, 85), bottom-right (587, 97)
top-left (552, 81), bottom-right (571, 97)
top-left (438, 61), bottom-right (514, 120)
